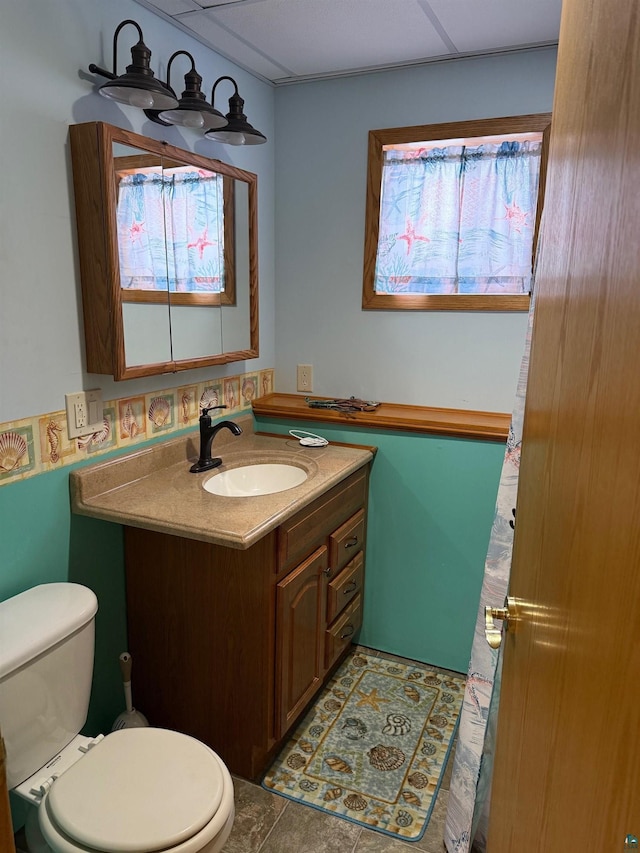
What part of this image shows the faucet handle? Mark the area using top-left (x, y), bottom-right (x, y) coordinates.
top-left (201, 405), bottom-right (227, 417)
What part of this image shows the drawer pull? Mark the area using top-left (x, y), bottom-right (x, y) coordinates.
top-left (323, 566), bottom-right (332, 576)
top-left (343, 581), bottom-right (358, 595)
top-left (345, 536), bottom-right (358, 549)
top-left (340, 624), bottom-right (355, 639)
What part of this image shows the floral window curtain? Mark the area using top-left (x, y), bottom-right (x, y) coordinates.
top-left (375, 140), bottom-right (542, 295)
top-left (117, 169), bottom-right (225, 292)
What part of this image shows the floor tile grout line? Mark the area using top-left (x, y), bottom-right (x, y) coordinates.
top-left (350, 826), bottom-right (364, 853)
top-left (254, 795), bottom-right (292, 852)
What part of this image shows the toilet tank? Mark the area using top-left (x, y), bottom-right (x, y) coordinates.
top-left (0, 583), bottom-right (98, 788)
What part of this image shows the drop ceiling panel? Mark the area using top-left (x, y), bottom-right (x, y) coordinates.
top-left (135, 0), bottom-right (561, 83)
top-left (427, 0), bottom-right (561, 52)
top-left (180, 0), bottom-right (452, 80)
top-left (173, 10), bottom-right (295, 80)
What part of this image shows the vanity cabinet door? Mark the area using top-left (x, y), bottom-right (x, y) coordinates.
top-left (275, 546), bottom-right (328, 739)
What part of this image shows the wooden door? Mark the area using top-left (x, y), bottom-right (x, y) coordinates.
top-left (275, 546), bottom-right (328, 738)
top-left (487, 0), bottom-right (640, 849)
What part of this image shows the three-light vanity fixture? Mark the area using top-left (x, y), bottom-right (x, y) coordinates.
top-left (88, 19), bottom-right (267, 145)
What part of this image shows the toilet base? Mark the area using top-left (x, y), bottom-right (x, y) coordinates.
top-left (24, 805), bottom-right (49, 853)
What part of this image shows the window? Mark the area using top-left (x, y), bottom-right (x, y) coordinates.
top-left (362, 114), bottom-right (551, 311)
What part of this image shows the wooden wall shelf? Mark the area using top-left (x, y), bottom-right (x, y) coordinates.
top-left (252, 393), bottom-right (510, 442)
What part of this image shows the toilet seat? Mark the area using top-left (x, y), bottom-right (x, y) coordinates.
top-left (37, 728), bottom-right (235, 853)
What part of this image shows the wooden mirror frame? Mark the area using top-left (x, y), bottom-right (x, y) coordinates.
top-left (362, 113), bottom-right (552, 312)
top-left (69, 121), bottom-right (259, 380)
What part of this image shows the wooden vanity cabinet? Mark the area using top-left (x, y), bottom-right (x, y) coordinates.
top-left (124, 464), bottom-right (369, 780)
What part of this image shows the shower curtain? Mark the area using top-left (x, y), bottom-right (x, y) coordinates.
top-left (443, 295), bottom-right (535, 852)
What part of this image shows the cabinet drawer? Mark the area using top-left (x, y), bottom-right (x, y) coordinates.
top-left (327, 551), bottom-right (364, 623)
top-left (325, 594), bottom-right (363, 671)
top-left (277, 468), bottom-right (367, 576)
top-left (328, 509), bottom-right (365, 579)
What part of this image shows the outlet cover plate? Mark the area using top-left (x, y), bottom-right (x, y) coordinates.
top-left (297, 364), bottom-right (313, 392)
top-left (65, 389), bottom-right (104, 439)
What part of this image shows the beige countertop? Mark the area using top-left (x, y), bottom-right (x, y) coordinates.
top-left (69, 416), bottom-right (374, 549)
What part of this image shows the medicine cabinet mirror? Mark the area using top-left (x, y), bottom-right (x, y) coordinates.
top-left (70, 122), bottom-right (259, 380)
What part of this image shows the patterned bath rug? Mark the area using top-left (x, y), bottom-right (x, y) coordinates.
top-left (262, 648), bottom-right (465, 842)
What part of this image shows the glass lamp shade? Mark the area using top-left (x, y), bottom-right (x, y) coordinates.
top-left (158, 100), bottom-right (228, 131)
top-left (205, 125), bottom-right (266, 145)
top-left (98, 74), bottom-right (178, 111)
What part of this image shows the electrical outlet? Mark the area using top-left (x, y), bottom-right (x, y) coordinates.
top-left (65, 389), bottom-right (104, 439)
top-left (297, 364), bottom-right (313, 392)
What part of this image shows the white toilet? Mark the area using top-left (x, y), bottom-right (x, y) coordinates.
top-left (0, 583), bottom-right (235, 853)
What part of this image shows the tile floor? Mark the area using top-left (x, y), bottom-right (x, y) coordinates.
top-left (223, 745), bottom-right (453, 853)
top-left (13, 649), bottom-right (458, 853)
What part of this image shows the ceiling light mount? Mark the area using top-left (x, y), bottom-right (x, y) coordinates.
top-left (89, 19), bottom-right (178, 111)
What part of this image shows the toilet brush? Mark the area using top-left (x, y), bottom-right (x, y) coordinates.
top-left (112, 652), bottom-right (149, 731)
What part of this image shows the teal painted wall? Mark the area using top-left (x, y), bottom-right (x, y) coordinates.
top-left (1, 468), bottom-right (128, 737)
top-left (1, 463), bottom-right (127, 830)
top-left (256, 417), bottom-right (505, 673)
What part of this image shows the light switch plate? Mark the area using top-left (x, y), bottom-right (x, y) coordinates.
top-left (65, 389), bottom-right (104, 439)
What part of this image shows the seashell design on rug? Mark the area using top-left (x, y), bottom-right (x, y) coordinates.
top-left (402, 791), bottom-right (422, 806)
top-left (407, 771), bottom-right (429, 789)
top-left (286, 753), bottom-right (307, 770)
top-left (368, 744), bottom-right (406, 772)
top-left (396, 810), bottom-right (413, 827)
top-left (382, 713), bottom-right (411, 736)
top-left (344, 793), bottom-right (368, 811)
top-left (324, 756), bottom-right (353, 774)
top-left (323, 787), bottom-right (343, 801)
top-left (341, 717), bottom-right (367, 740)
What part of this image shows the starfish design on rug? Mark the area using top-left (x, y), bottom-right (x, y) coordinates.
top-left (370, 804), bottom-right (391, 819)
top-left (355, 687), bottom-right (391, 711)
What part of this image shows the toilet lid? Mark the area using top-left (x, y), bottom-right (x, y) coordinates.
top-left (47, 728), bottom-right (225, 853)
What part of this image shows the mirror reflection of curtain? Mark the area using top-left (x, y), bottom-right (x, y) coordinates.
top-left (117, 168), bottom-right (225, 293)
top-left (375, 141), bottom-right (541, 295)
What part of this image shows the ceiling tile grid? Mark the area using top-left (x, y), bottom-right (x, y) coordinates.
top-left (134, 0), bottom-right (561, 84)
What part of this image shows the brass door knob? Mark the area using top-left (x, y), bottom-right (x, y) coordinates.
top-left (485, 598), bottom-right (517, 649)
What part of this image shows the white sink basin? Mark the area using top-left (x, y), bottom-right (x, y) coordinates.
top-left (203, 463), bottom-right (308, 497)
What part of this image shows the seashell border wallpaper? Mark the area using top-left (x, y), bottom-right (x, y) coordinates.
top-left (0, 368), bottom-right (274, 487)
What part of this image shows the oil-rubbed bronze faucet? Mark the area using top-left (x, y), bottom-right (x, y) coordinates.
top-left (189, 406), bottom-right (242, 473)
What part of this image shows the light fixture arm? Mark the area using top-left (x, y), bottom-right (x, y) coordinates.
top-left (211, 75), bottom-right (239, 106)
top-left (165, 50), bottom-right (198, 93)
top-left (89, 20), bottom-right (146, 81)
